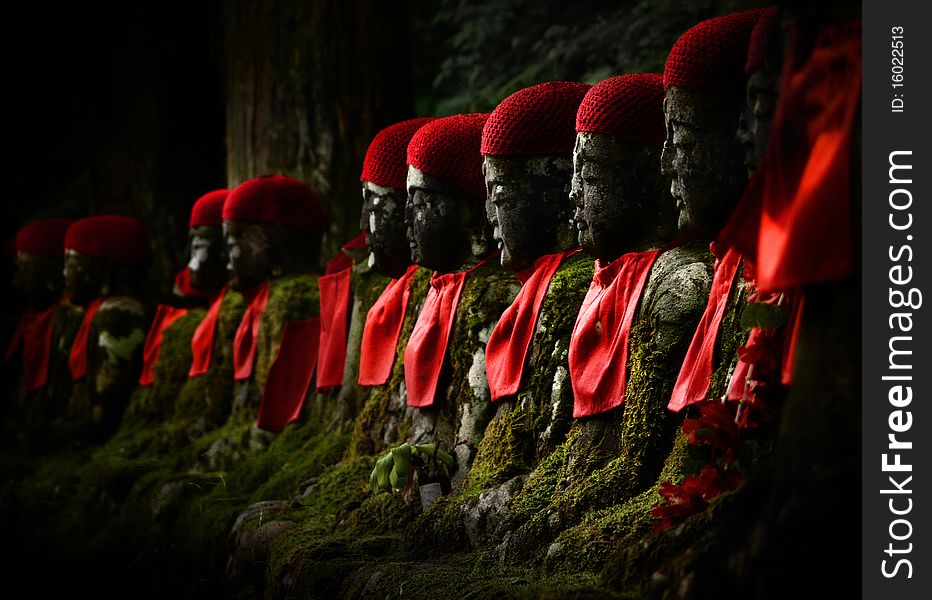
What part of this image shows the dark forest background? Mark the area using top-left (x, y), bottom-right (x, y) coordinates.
top-left (4, 0), bottom-right (757, 300)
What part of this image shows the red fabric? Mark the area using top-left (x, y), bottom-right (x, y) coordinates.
top-left (719, 21), bottom-right (861, 291)
top-left (316, 265), bottom-right (352, 391)
top-left (4, 300), bottom-right (61, 391)
top-left (481, 82), bottom-right (590, 156)
top-left (576, 74), bottom-right (666, 147)
top-left (223, 174), bottom-right (325, 233)
top-left (663, 8), bottom-right (765, 91)
top-left (342, 231), bottom-right (368, 251)
top-left (188, 286), bottom-right (229, 377)
top-left (407, 114), bottom-right (490, 199)
top-left (173, 267), bottom-right (213, 299)
top-left (68, 298), bottom-right (104, 381)
top-left (487, 249), bottom-right (579, 402)
top-left (15, 219), bottom-right (73, 258)
top-left (138, 304), bottom-right (190, 386)
top-left (358, 264), bottom-right (420, 386)
top-left (745, 5), bottom-right (779, 74)
top-left (569, 249), bottom-right (661, 418)
top-left (232, 282), bottom-right (271, 381)
top-left (189, 189), bottom-right (229, 227)
top-left (324, 251), bottom-right (353, 275)
top-left (781, 291), bottom-right (803, 385)
top-left (362, 117), bottom-right (439, 190)
top-left (257, 318), bottom-right (321, 433)
top-left (404, 253), bottom-right (498, 408)
top-left (668, 247), bottom-right (743, 412)
top-left (64, 216), bottom-right (149, 264)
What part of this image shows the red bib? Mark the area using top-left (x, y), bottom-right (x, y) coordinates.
top-left (569, 249), bottom-right (660, 418)
top-left (4, 300), bottom-right (62, 391)
top-left (668, 247), bottom-right (742, 412)
top-left (138, 304), bottom-right (190, 386)
top-left (487, 249), bottom-right (580, 402)
top-left (316, 263), bottom-right (353, 392)
top-left (232, 282), bottom-right (271, 381)
top-left (719, 21), bottom-right (861, 292)
top-left (257, 317), bottom-right (321, 432)
top-left (68, 298), bottom-right (104, 381)
top-left (404, 253), bottom-right (498, 408)
top-left (358, 264), bottom-right (420, 386)
top-left (188, 286), bottom-right (229, 377)
top-left (173, 267), bottom-right (212, 299)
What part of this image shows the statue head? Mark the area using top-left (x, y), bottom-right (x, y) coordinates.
top-left (480, 81), bottom-right (589, 271)
top-left (736, 6), bottom-right (782, 175)
top-left (661, 8), bottom-right (766, 240)
top-left (222, 174), bottom-right (325, 292)
top-left (63, 215), bottom-right (150, 305)
top-left (185, 189), bottom-right (229, 294)
top-left (571, 74), bottom-right (675, 260)
top-left (361, 117), bottom-right (438, 278)
top-left (13, 218), bottom-right (71, 308)
top-left (405, 114), bottom-right (493, 273)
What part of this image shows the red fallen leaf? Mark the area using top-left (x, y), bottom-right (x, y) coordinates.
top-left (652, 466), bottom-right (746, 531)
top-left (682, 401), bottom-right (743, 464)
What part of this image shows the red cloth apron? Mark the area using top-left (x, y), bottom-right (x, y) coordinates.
top-left (188, 286), bottom-right (229, 377)
top-left (486, 249), bottom-right (580, 402)
top-left (404, 253), bottom-right (498, 408)
top-left (569, 249), bottom-right (660, 418)
top-left (358, 264), bottom-right (420, 386)
top-left (4, 300), bottom-right (62, 391)
top-left (257, 317), bottom-right (321, 432)
top-left (668, 247), bottom-right (742, 412)
top-left (68, 298), bottom-right (104, 381)
top-left (316, 263), bottom-right (353, 392)
top-left (138, 304), bottom-right (190, 386)
top-left (173, 267), bottom-right (212, 299)
top-left (232, 282), bottom-right (271, 381)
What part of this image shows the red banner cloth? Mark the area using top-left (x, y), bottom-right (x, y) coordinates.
top-left (487, 249), bottom-right (580, 402)
top-left (68, 298), bottom-right (104, 381)
top-left (404, 253), bottom-right (498, 408)
top-left (358, 264), bottom-right (420, 386)
top-left (4, 300), bottom-right (62, 391)
top-left (257, 317), bottom-right (321, 433)
top-left (188, 286), bottom-right (229, 377)
top-left (719, 21), bottom-right (861, 292)
top-left (138, 304), bottom-right (190, 386)
top-left (232, 282), bottom-right (271, 381)
top-left (569, 249), bottom-right (660, 418)
top-left (668, 247), bottom-right (742, 412)
top-left (316, 264), bottom-right (353, 392)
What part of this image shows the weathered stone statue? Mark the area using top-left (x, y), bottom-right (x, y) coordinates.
top-left (63, 215), bottom-right (151, 444)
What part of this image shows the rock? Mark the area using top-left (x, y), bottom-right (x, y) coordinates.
top-left (462, 474), bottom-right (527, 547)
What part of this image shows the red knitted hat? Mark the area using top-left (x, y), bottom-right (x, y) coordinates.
top-left (745, 6), bottom-right (779, 74)
top-left (576, 74), bottom-right (666, 147)
top-left (15, 218), bottom-right (73, 258)
top-left (189, 189), bottom-right (229, 227)
top-left (664, 8), bottom-right (767, 91)
top-left (223, 174), bottom-right (325, 233)
top-left (64, 215), bottom-right (150, 264)
top-left (481, 81), bottom-right (591, 156)
top-left (361, 117), bottom-right (439, 190)
top-left (407, 113), bottom-right (490, 199)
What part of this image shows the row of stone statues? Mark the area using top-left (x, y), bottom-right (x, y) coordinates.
top-left (1, 5), bottom-right (860, 597)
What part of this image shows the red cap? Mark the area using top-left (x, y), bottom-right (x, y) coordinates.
top-left (664, 8), bottom-right (766, 91)
top-left (223, 174), bottom-right (325, 233)
top-left (745, 6), bottom-right (779, 74)
top-left (481, 81), bottom-right (591, 156)
top-left (15, 218), bottom-right (74, 258)
top-left (189, 189), bottom-right (229, 227)
top-left (64, 215), bottom-right (150, 264)
top-left (576, 74), bottom-right (666, 148)
top-left (407, 113), bottom-right (490, 199)
top-left (361, 117), bottom-right (439, 190)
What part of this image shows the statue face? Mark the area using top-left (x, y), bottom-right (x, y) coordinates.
top-left (15, 252), bottom-right (63, 307)
top-left (736, 70), bottom-right (780, 175)
top-left (187, 225), bottom-right (227, 293)
top-left (361, 180), bottom-right (411, 278)
top-left (661, 87), bottom-right (748, 239)
top-left (224, 220), bottom-right (275, 292)
top-left (405, 166), bottom-right (473, 273)
top-left (570, 132), bottom-right (671, 260)
top-left (482, 155), bottom-right (572, 271)
top-left (63, 249), bottom-right (104, 305)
